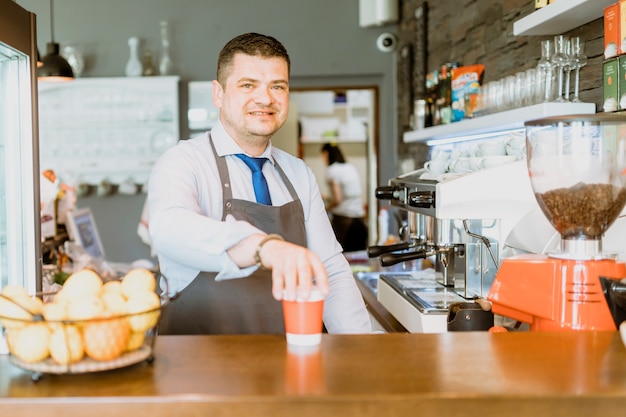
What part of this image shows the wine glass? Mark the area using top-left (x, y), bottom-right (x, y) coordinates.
top-left (570, 37), bottom-right (587, 103)
top-left (551, 35), bottom-right (570, 102)
top-left (536, 39), bottom-right (554, 102)
top-left (562, 40), bottom-right (573, 101)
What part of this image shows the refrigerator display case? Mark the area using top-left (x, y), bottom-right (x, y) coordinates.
top-left (0, 0), bottom-right (42, 295)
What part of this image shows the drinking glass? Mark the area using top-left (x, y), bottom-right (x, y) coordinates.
top-left (570, 37), bottom-right (587, 103)
top-left (474, 84), bottom-right (487, 116)
top-left (551, 35), bottom-right (570, 103)
top-left (493, 79), bottom-right (505, 113)
top-left (504, 75), bottom-right (516, 110)
top-left (525, 68), bottom-right (537, 106)
top-left (536, 40), bottom-right (554, 102)
top-left (563, 40), bottom-right (573, 101)
top-left (484, 81), bottom-right (497, 114)
top-left (514, 71), bottom-right (527, 108)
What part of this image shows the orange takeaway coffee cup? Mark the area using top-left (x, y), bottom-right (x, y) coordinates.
top-left (282, 287), bottom-right (324, 346)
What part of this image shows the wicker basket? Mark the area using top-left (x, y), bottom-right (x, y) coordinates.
top-left (0, 277), bottom-right (170, 382)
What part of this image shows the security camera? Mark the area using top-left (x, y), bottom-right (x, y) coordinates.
top-left (376, 33), bottom-right (398, 53)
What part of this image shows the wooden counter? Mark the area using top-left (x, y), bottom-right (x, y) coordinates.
top-left (2, 332), bottom-right (626, 416)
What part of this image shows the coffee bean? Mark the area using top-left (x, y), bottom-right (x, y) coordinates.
top-left (536, 183), bottom-right (626, 238)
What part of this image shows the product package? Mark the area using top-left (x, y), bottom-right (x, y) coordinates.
top-left (619, 55), bottom-right (626, 110)
top-left (451, 64), bottom-right (485, 122)
top-left (604, 58), bottom-right (619, 112)
top-left (605, 3), bottom-right (620, 59)
top-left (620, 0), bottom-right (626, 55)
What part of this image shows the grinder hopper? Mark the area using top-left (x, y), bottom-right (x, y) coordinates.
top-left (487, 114), bottom-right (626, 331)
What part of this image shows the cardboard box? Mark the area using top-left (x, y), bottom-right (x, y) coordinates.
top-left (605, 3), bottom-right (620, 59)
top-left (604, 58), bottom-right (619, 112)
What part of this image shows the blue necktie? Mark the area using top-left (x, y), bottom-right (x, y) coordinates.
top-left (235, 154), bottom-right (272, 205)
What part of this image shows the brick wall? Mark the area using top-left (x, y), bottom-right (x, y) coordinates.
top-left (397, 0), bottom-right (605, 166)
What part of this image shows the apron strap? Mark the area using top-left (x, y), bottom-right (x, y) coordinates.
top-left (208, 134), bottom-right (302, 219)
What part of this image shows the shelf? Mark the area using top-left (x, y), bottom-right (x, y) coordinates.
top-left (300, 137), bottom-right (366, 144)
top-left (402, 102), bottom-right (596, 145)
top-left (513, 0), bottom-right (614, 36)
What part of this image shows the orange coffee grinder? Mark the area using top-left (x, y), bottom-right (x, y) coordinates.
top-left (488, 114), bottom-right (626, 331)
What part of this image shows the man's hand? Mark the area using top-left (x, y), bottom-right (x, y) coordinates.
top-left (259, 239), bottom-right (329, 301)
top-left (227, 234), bottom-right (329, 301)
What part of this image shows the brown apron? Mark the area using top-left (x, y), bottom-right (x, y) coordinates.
top-left (158, 135), bottom-right (307, 335)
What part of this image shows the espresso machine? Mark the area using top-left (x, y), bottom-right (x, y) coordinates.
top-left (370, 157), bottom-right (542, 332)
top-left (487, 114), bottom-right (626, 331)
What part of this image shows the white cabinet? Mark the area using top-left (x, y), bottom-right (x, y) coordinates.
top-left (293, 89), bottom-right (373, 143)
top-left (38, 76), bottom-right (180, 188)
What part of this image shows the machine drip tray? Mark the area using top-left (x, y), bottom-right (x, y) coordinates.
top-left (405, 288), bottom-right (467, 313)
top-left (380, 273), bottom-right (467, 314)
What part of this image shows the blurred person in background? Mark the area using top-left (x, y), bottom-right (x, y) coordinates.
top-left (321, 142), bottom-right (368, 252)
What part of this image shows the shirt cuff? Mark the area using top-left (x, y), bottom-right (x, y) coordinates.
top-left (215, 257), bottom-right (258, 281)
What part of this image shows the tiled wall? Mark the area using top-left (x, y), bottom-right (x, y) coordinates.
top-left (396, 0), bottom-right (605, 168)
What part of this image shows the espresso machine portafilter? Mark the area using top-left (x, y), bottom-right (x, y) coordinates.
top-left (369, 170), bottom-right (500, 299)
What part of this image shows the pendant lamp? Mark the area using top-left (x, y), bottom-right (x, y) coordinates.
top-left (37, 0), bottom-right (74, 81)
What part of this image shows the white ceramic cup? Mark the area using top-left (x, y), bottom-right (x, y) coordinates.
top-left (424, 159), bottom-right (448, 175)
top-left (477, 141), bottom-right (506, 156)
top-left (448, 157), bottom-right (473, 174)
top-left (450, 148), bottom-right (466, 159)
top-left (118, 179), bottom-right (139, 195)
top-left (478, 155), bottom-right (518, 169)
top-left (431, 149), bottom-right (451, 161)
top-left (469, 157), bottom-right (486, 171)
top-left (505, 134), bottom-right (526, 159)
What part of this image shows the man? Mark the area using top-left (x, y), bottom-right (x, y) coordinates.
top-left (148, 32), bottom-right (372, 335)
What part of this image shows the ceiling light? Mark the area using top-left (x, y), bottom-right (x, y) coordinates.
top-left (37, 0), bottom-right (73, 82)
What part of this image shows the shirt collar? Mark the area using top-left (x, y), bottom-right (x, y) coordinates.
top-left (210, 120), bottom-right (275, 164)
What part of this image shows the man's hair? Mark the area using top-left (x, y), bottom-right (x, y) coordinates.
top-left (216, 32), bottom-right (291, 86)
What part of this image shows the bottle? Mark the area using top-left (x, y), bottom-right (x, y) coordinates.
top-left (425, 71), bottom-right (437, 127)
top-left (377, 208), bottom-right (389, 245)
top-left (142, 50), bottom-right (157, 76)
top-left (159, 21), bottom-right (173, 75)
top-left (413, 99), bottom-right (426, 130)
top-left (438, 65), bottom-right (452, 124)
top-left (125, 37), bottom-right (142, 77)
top-left (536, 39), bottom-right (554, 102)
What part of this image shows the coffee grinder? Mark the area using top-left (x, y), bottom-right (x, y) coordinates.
top-left (487, 114), bottom-right (626, 331)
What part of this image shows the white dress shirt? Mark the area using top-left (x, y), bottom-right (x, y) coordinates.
top-left (148, 120), bottom-right (371, 334)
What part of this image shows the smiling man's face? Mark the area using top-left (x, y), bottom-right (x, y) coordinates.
top-left (213, 53), bottom-right (290, 155)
